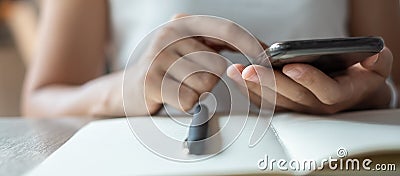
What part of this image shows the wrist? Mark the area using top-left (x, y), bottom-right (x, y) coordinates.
top-left (121, 66), bottom-right (163, 116)
top-left (85, 72), bottom-right (125, 117)
top-left (354, 81), bottom-right (391, 111)
top-left (371, 81), bottom-right (393, 109)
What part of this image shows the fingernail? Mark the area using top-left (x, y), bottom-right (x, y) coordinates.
top-left (243, 74), bottom-right (260, 83)
top-left (284, 68), bottom-right (302, 79)
top-left (227, 66), bottom-right (243, 82)
top-left (369, 54), bottom-right (379, 66)
top-left (231, 75), bottom-right (242, 83)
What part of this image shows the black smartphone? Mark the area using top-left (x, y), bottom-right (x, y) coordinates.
top-left (265, 37), bottom-right (384, 73)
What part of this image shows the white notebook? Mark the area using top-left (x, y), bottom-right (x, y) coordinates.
top-left (26, 110), bottom-right (400, 176)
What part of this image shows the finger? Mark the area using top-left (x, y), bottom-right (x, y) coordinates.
top-left (241, 65), bottom-right (322, 107)
top-left (282, 64), bottom-right (347, 105)
top-left (173, 38), bottom-right (216, 56)
top-left (275, 93), bottom-right (311, 113)
top-left (171, 14), bottom-right (267, 53)
top-left (227, 64), bottom-right (246, 86)
top-left (241, 65), bottom-right (275, 88)
top-left (246, 79), bottom-right (337, 115)
top-left (227, 64), bottom-right (314, 112)
top-left (244, 80), bottom-right (310, 112)
top-left (202, 37), bottom-right (238, 51)
top-left (152, 51), bottom-right (180, 72)
top-left (160, 76), bottom-right (200, 112)
top-left (200, 36), bottom-right (271, 53)
top-left (183, 52), bottom-right (227, 75)
top-left (166, 58), bottom-right (220, 94)
top-left (361, 47), bottom-right (393, 78)
top-left (245, 80), bottom-right (275, 107)
top-left (145, 72), bottom-right (199, 112)
top-left (248, 90), bottom-right (262, 108)
top-left (228, 64), bottom-right (274, 106)
top-left (167, 38), bottom-right (227, 74)
top-left (155, 45), bottom-right (224, 95)
top-left (170, 15), bottom-right (264, 58)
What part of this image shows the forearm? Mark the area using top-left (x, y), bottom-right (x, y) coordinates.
top-left (22, 72), bottom-right (124, 118)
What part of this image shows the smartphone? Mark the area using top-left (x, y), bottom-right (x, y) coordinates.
top-left (265, 37), bottom-right (384, 73)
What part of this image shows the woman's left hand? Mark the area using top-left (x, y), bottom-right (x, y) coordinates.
top-left (227, 47), bottom-right (394, 114)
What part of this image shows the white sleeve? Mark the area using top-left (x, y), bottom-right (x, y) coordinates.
top-left (386, 77), bottom-right (398, 109)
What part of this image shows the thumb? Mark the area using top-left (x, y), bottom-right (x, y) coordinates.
top-left (361, 47), bottom-right (393, 78)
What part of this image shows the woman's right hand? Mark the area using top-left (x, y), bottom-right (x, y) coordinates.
top-left (124, 20), bottom-right (226, 115)
top-left (121, 14), bottom-right (264, 116)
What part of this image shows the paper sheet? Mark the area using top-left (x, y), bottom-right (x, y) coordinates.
top-left (271, 110), bottom-right (400, 175)
top-left (26, 110), bottom-right (400, 175)
top-left (26, 115), bottom-right (287, 176)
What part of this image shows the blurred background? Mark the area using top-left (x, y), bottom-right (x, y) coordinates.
top-left (0, 0), bottom-right (38, 116)
top-left (0, 1), bottom-right (399, 116)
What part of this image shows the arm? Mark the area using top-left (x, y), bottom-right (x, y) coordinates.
top-left (4, 0), bottom-right (39, 65)
top-left (22, 0), bottom-right (122, 117)
top-left (23, 1), bottom-right (249, 118)
top-left (349, 0), bottom-right (400, 107)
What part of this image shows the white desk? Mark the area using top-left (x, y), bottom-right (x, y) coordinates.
top-left (0, 117), bottom-right (89, 176)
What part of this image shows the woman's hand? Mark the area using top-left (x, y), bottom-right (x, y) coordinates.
top-left (227, 48), bottom-right (394, 114)
top-left (124, 33), bottom-right (227, 115)
top-left (122, 14), bottom-right (264, 116)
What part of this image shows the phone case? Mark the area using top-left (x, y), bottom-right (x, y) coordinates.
top-left (265, 37), bottom-right (384, 73)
